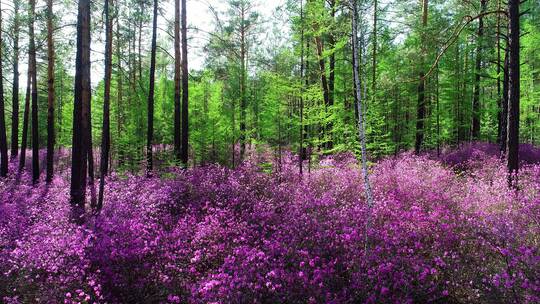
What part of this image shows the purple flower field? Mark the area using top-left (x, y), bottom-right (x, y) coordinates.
top-left (1, 143), bottom-right (539, 303)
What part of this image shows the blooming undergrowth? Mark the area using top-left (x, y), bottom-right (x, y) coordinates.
top-left (1, 143), bottom-right (539, 303)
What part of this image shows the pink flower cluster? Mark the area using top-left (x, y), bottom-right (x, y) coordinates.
top-left (1, 144), bottom-right (539, 303)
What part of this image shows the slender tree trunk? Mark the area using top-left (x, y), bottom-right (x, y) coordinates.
top-left (70, 0), bottom-right (91, 223)
top-left (507, 0), bottom-right (520, 181)
top-left (146, 0), bottom-right (158, 174)
top-left (501, 52), bottom-right (509, 153)
top-left (87, 102), bottom-right (94, 183)
top-left (46, 0), bottom-right (55, 182)
top-left (299, 0), bottom-right (304, 176)
top-left (352, 0), bottom-right (374, 248)
top-left (471, 0), bottom-right (486, 140)
top-left (496, 0), bottom-right (502, 144)
top-left (415, 0), bottom-right (428, 154)
top-left (436, 62), bottom-right (440, 156)
top-left (239, 8), bottom-right (247, 161)
top-left (10, 0), bottom-right (20, 159)
top-left (315, 36), bottom-right (330, 150)
top-left (115, 6), bottom-right (123, 166)
top-left (180, 0), bottom-right (189, 167)
top-left (98, 0), bottom-right (113, 212)
top-left (0, 2), bottom-right (7, 177)
top-left (372, 0), bottom-right (377, 102)
top-left (174, 0), bottom-right (181, 162)
top-left (19, 69), bottom-right (31, 171)
top-left (29, 0), bottom-right (39, 183)
top-left (327, 0), bottom-right (335, 150)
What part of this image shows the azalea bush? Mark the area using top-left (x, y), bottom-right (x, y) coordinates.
top-left (1, 143), bottom-right (539, 303)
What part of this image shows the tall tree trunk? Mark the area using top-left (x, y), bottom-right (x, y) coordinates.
top-left (239, 8), bottom-right (247, 161)
top-left (181, 0), bottom-right (189, 167)
top-left (326, 0), bottom-right (335, 150)
top-left (315, 36), bottom-right (330, 150)
top-left (147, 0), bottom-right (158, 174)
top-left (19, 69), bottom-right (31, 171)
top-left (372, 0), bottom-right (377, 102)
top-left (87, 101), bottom-right (94, 183)
top-left (496, 0), bottom-right (502, 144)
top-left (46, 0), bottom-right (55, 182)
top-left (98, 0), bottom-right (113, 212)
top-left (10, 0), bottom-right (20, 159)
top-left (70, 0), bottom-right (91, 223)
top-left (352, 0), bottom-right (374, 248)
top-left (0, 2), bottom-right (7, 178)
top-left (29, 0), bottom-right (39, 183)
top-left (299, 0), bottom-right (304, 176)
top-left (436, 62), bottom-right (440, 156)
top-left (415, 0), bottom-right (428, 154)
top-left (115, 4), bottom-right (123, 166)
top-left (471, 0), bottom-right (486, 140)
top-left (506, 0), bottom-right (520, 180)
top-left (174, 0), bottom-right (181, 162)
top-left (501, 52), bottom-right (509, 153)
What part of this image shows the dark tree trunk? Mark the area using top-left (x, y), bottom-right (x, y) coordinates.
top-left (471, 0), bottom-right (486, 140)
top-left (146, 0), bottom-right (158, 174)
top-left (0, 2), bottom-right (7, 177)
top-left (174, 0), bottom-right (181, 162)
top-left (507, 0), bottom-right (520, 179)
top-left (87, 100), bottom-right (94, 184)
top-left (415, 0), bottom-right (428, 154)
top-left (181, 0), bottom-right (189, 167)
top-left (239, 12), bottom-right (247, 161)
top-left (70, 0), bottom-right (92, 223)
top-left (372, 0), bottom-right (377, 102)
top-left (29, 0), bottom-right (39, 183)
top-left (98, 0), bottom-right (113, 212)
top-left (19, 69), bottom-right (31, 171)
top-left (46, 0), bottom-right (55, 182)
top-left (115, 5), bottom-right (123, 167)
top-left (315, 36), bottom-right (330, 149)
top-left (415, 72), bottom-right (425, 154)
top-left (501, 52), bottom-right (509, 153)
top-left (496, 0), bottom-right (502, 144)
top-left (10, 0), bottom-right (20, 159)
top-left (299, 0), bottom-right (304, 176)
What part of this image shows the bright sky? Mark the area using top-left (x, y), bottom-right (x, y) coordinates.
top-left (10, 0), bottom-right (286, 89)
top-left (168, 0), bottom-right (286, 70)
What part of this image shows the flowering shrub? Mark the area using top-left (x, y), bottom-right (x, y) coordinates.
top-left (1, 143), bottom-right (539, 303)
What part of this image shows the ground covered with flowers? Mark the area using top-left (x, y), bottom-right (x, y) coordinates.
top-left (1, 143), bottom-right (540, 303)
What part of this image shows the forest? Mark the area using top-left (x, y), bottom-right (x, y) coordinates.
top-left (0, 0), bottom-right (540, 302)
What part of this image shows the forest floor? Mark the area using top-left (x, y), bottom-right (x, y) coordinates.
top-left (1, 142), bottom-right (540, 303)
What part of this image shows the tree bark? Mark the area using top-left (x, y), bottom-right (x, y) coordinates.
top-left (239, 6), bottom-right (247, 161)
top-left (471, 0), bottom-right (486, 140)
top-left (174, 0), bottom-right (181, 162)
top-left (98, 0), bottom-right (113, 212)
top-left (70, 0), bottom-right (92, 223)
top-left (500, 50), bottom-right (509, 151)
top-left (506, 0), bottom-right (520, 180)
top-left (46, 0), bottom-right (56, 182)
top-left (181, 0), bottom-right (189, 167)
top-left (0, 2), bottom-right (7, 177)
top-left (496, 0), bottom-right (502, 144)
top-left (146, 0), bottom-right (158, 174)
top-left (299, 0), bottom-right (305, 176)
top-left (29, 0), bottom-right (39, 183)
top-left (352, 0), bottom-right (374, 249)
top-left (10, 0), bottom-right (20, 159)
top-left (19, 68), bottom-right (31, 171)
top-left (415, 0), bottom-right (428, 154)
top-left (372, 0), bottom-right (377, 103)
